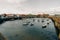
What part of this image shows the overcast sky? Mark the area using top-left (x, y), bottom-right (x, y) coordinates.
top-left (0, 0), bottom-right (60, 14)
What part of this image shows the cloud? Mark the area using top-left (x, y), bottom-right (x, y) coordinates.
top-left (6, 0), bottom-right (27, 4)
top-left (0, 0), bottom-right (60, 14)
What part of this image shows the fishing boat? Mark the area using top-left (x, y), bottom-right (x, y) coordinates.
top-left (42, 24), bottom-right (47, 28)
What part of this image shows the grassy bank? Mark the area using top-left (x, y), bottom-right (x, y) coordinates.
top-left (48, 16), bottom-right (60, 39)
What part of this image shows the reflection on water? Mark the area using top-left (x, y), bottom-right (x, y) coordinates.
top-left (0, 18), bottom-right (58, 40)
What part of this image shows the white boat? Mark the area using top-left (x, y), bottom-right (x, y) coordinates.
top-left (23, 23), bottom-right (29, 26)
top-left (42, 24), bottom-right (47, 28)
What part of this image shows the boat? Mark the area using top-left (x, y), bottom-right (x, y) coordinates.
top-left (47, 22), bottom-right (49, 25)
top-left (27, 21), bottom-right (30, 24)
top-left (38, 19), bottom-right (40, 22)
top-left (42, 20), bottom-right (44, 23)
top-left (30, 23), bottom-right (34, 26)
top-left (42, 24), bottom-right (47, 28)
top-left (23, 23), bottom-right (29, 26)
top-left (33, 19), bottom-right (35, 22)
top-left (47, 19), bottom-right (49, 21)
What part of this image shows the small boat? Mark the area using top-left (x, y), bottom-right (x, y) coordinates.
top-left (42, 24), bottom-right (47, 28)
top-left (27, 21), bottom-right (30, 24)
top-left (33, 19), bottom-right (35, 22)
top-left (47, 22), bottom-right (49, 25)
top-left (23, 23), bottom-right (28, 26)
top-left (47, 21), bottom-right (51, 23)
top-left (42, 20), bottom-right (44, 23)
top-left (38, 19), bottom-right (40, 22)
top-left (47, 19), bottom-right (49, 21)
top-left (30, 23), bottom-right (34, 26)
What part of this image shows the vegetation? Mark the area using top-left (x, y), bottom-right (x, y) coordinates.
top-left (48, 16), bottom-right (60, 39)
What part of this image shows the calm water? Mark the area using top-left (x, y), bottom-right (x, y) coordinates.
top-left (0, 18), bottom-right (58, 40)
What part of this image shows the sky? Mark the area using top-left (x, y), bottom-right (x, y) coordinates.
top-left (0, 0), bottom-right (60, 14)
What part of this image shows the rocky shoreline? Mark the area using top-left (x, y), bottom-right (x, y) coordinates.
top-left (48, 16), bottom-right (60, 40)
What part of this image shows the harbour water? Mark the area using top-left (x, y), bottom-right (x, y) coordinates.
top-left (0, 18), bottom-right (58, 40)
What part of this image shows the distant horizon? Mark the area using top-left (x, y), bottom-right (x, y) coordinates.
top-left (0, 12), bottom-right (60, 16)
